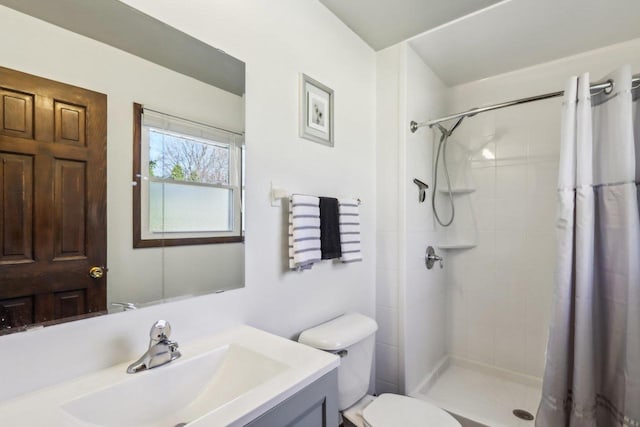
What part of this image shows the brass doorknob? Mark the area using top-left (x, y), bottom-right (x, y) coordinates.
top-left (89, 266), bottom-right (106, 279)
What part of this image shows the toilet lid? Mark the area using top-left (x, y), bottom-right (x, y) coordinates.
top-left (362, 394), bottom-right (461, 427)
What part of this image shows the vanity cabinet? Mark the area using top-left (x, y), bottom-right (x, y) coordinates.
top-left (245, 369), bottom-right (338, 427)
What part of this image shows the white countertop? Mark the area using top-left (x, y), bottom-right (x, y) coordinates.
top-left (0, 325), bottom-right (339, 427)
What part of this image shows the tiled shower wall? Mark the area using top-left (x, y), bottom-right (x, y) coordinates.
top-left (376, 44), bottom-right (447, 394)
top-left (376, 45), bottom-right (402, 394)
top-left (402, 46), bottom-right (448, 393)
top-left (444, 102), bottom-right (559, 377)
top-left (444, 37), bottom-right (640, 378)
top-left (378, 34), bottom-right (640, 391)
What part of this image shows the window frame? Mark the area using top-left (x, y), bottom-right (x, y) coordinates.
top-left (132, 103), bottom-right (244, 248)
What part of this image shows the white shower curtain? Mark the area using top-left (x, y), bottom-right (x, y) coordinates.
top-left (537, 65), bottom-right (640, 426)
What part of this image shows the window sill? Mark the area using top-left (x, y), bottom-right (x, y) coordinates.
top-left (133, 235), bottom-right (244, 249)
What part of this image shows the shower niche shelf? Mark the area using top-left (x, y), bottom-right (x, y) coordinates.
top-left (437, 188), bottom-right (475, 195)
top-left (437, 242), bottom-right (477, 250)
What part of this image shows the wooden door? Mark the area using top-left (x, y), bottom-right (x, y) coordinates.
top-left (0, 66), bottom-right (107, 331)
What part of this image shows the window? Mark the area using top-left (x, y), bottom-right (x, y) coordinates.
top-left (133, 104), bottom-right (244, 247)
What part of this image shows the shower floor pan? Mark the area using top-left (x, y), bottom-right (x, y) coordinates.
top-left (412, 358), bottom-right (541, 427)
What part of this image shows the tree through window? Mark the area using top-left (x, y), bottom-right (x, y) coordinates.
top-left (148, 130), bottom-right (230, 185)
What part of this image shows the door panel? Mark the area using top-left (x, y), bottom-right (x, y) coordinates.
top-left (54, 159), bottom-right (86, 260)
top-left (0, 66), bottom-right (106, 331)
top-left (54, 289), bottom-right (86, 319)
top-left (54, 101), bottom-right (86, 146)
top-left (0, 296), bottom-right (34, 329)
top-left (0, 88), bottom-right (34, 139)
top-left (0, 153), bottom-right (34, 264)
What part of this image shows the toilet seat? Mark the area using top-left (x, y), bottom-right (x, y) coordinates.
top-left (362, 394), bottom-right (461, 427)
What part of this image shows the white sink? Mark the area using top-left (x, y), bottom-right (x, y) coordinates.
top-left (0, 326), bottom-right (339, 427)
top-left (62, 344), bottom-right (287, 427)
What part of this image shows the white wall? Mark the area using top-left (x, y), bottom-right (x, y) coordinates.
top-left (445, 37), bottom-right (640, 378)
top-left (375, 43), bottom-right (447, 395)
top-left (0, 0), bottom-right (376, 401)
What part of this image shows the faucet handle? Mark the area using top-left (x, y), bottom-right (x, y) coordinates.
top-left (111, 302), bottom-right (137, 311)
top-left (150, 320), bottom-right (171, 341)
top-left (425, 246), bottom-right (444, 270)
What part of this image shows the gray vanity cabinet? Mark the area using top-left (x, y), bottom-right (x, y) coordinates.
top-left (245, 370), bottom-right (338, 427)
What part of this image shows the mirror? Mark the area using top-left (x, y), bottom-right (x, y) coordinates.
top-left (0, 0), bottom-right (245, 333)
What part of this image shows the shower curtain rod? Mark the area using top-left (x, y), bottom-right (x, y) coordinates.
top-left (410, 74), bottom-right (640, 133)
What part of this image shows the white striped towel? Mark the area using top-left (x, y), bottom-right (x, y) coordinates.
top-left (339, 199), bottom-right (362, 263)
top-left (289, 195), bottom-right (322, 271)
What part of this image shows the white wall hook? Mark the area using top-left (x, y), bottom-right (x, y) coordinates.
top-left (270, 182), bottom-right (288, 207)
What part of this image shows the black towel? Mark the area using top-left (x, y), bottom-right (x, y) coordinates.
top-left (319, 197), bottom-right (342, 260)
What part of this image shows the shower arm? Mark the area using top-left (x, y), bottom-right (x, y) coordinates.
top-left (435, 116), bottom-right (464, 137)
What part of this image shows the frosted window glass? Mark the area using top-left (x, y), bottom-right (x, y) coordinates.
top-left (150, 182), bottom-right (232, 232)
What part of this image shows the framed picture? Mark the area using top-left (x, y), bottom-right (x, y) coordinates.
top-left (299, 74), bottom-right (334, 146)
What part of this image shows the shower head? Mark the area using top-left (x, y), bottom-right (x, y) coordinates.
top-left (413, 178), bottom-right (429, 203)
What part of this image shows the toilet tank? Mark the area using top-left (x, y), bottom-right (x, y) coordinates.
top-left (298, 313), bottom-right (378, 410)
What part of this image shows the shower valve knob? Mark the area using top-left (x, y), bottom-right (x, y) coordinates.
top-left (425, 246), bottom-right (443, 270)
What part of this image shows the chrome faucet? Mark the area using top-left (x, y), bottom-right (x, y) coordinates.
top-left (111, 302), bottom-right (138, 311)
top-left (425, 246), bottom-right (444, 269)
top-left (127, 320), bottom-right (181, 374)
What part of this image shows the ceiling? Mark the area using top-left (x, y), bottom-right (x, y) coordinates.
top-left (0, 0), bottom-right (245, 95)
top-left (318, 0), bottom-right (503, 51)
top-left (409, 0), bottom-right (640, 86)
top-left (322, 0), bottom-right (640, 86)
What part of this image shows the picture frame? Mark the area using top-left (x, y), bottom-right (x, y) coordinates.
top-left (299, 73), bottom-right (334, 146)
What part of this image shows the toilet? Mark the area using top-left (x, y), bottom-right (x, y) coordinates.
top-left (299, 313), bottom-right (461, 427)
